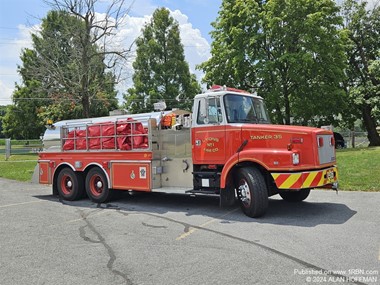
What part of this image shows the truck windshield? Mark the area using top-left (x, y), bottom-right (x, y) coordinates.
top-left (224, 94), bottom-right (270, 124)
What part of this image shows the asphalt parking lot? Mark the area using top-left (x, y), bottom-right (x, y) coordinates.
top-left (0, 178), bottom-right (379, 285)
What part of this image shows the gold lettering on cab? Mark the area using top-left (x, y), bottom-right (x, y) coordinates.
top-left (204, 148), bottom-right (219, 153)
top-left (250, 134), bottom-right (282, 140)
top-left (204, 137), bottom-right (219, 142)
top-left (203, 137), bottom-right (220, 153)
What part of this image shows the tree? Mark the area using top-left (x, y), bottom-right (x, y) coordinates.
top-left (341, 0), bottom-right (380, 146)
top-left (1, 80), bottom-right (46, 139)
top-left (37, 0), bottom-right (131, 118)
top-left (0, 106), bottom-right (7, 138)
top-left (124, 8), bottom-right (201, 113)
top-left (32, 10), bottom-right (118, 121)
top-left (198, 0), bottom-right (262, 91)
top-left (199, 0), bottom-right (347, 126)
top-left (2, 9), bottom-right (119, 139)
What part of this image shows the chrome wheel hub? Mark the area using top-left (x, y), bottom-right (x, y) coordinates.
top-left (239, 181), bottom-right (251, 205)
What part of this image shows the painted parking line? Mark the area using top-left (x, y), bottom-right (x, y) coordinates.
top-left (176, 208), bottom-right (239, 241)
top-left (0, 200), bottom-right (47, 208)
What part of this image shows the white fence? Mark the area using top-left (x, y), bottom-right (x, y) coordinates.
top-left (1, 139), bottom-right (43, 160)
top-left (340, 131), bottom-right (368, 148)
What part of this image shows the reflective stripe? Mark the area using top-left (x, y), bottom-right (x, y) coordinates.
top-left (280, 173), bottom-right (302, 189)
top-left (310, 171), bottom-right (323, 187)
top-left (272, 167), bottom-right (338, 189)
top-left (302, 171), bottom-right (318, 188)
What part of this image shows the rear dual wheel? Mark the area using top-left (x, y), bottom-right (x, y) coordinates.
top-left (279, 189), bottom-right (310, 202)
top-left (57, 168), bottom-right (84, 201)
top-left (85, 167), bottom-right (113, 203)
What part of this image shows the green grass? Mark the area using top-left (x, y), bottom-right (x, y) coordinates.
top-left (0, 148), bottom-right (379, 191)
top-left (336, 147), bottom-right (380, 191)
top-left (0, 154), bottom-right (38, 181)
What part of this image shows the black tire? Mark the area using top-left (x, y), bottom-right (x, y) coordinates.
top-left (57, 168), bottom-right (84, 201)
top-left (85, 168), bottom-right (112, 203)
top-left (279, 189), bottom-right (310, 202)
top-left (236, 167), bottom-right (268, 218)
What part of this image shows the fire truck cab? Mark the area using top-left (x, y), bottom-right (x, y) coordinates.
top-left (38, 86), bottom-right (338, 218)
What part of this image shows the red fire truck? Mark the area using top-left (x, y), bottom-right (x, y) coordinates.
top-left (38, 86), bottom-right (338, 217)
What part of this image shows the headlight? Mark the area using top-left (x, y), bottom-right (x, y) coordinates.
top-left (292, 153), bottom-right (300, 165)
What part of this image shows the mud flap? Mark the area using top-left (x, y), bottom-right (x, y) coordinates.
top-left (220, 187), bottom-right (236, 207)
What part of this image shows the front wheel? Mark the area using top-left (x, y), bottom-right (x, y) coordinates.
top-left (236, 167), bottom-right (268, 218)
top-left (85, 168), bottom-right (112, 203)
top-left (279, 189), bottom-right (310, 202)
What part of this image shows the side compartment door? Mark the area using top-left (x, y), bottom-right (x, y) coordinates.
top-left (38, 161), bottom-right (51, 184)
top-left (111, 162), bottom-right (151, 191)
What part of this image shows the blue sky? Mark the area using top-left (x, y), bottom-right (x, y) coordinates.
top-left (0, 0), bottom-right (222, 105)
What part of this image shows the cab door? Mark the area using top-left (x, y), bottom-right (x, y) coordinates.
top-left (192, 96), bottom-right (226, 164)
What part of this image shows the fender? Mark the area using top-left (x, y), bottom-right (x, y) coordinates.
top-left (220, 149), bottom-right (293, 188)
top-left (83, 163), bottom-right (111, 188)
top-left (51, 162), bottom-right (76, 195)
top-left (53, 162), bottom-right (76, 180)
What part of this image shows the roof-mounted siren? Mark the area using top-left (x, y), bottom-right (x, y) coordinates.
top-left (208, 85), bottom-right (250, 94)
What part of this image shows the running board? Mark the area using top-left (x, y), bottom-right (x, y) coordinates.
top-left (150, 187), bottom-right (219, 196)
top-left (186, 188), bottom-right (219, 195)
top-left (151, 187), bottom-right (193, 195)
